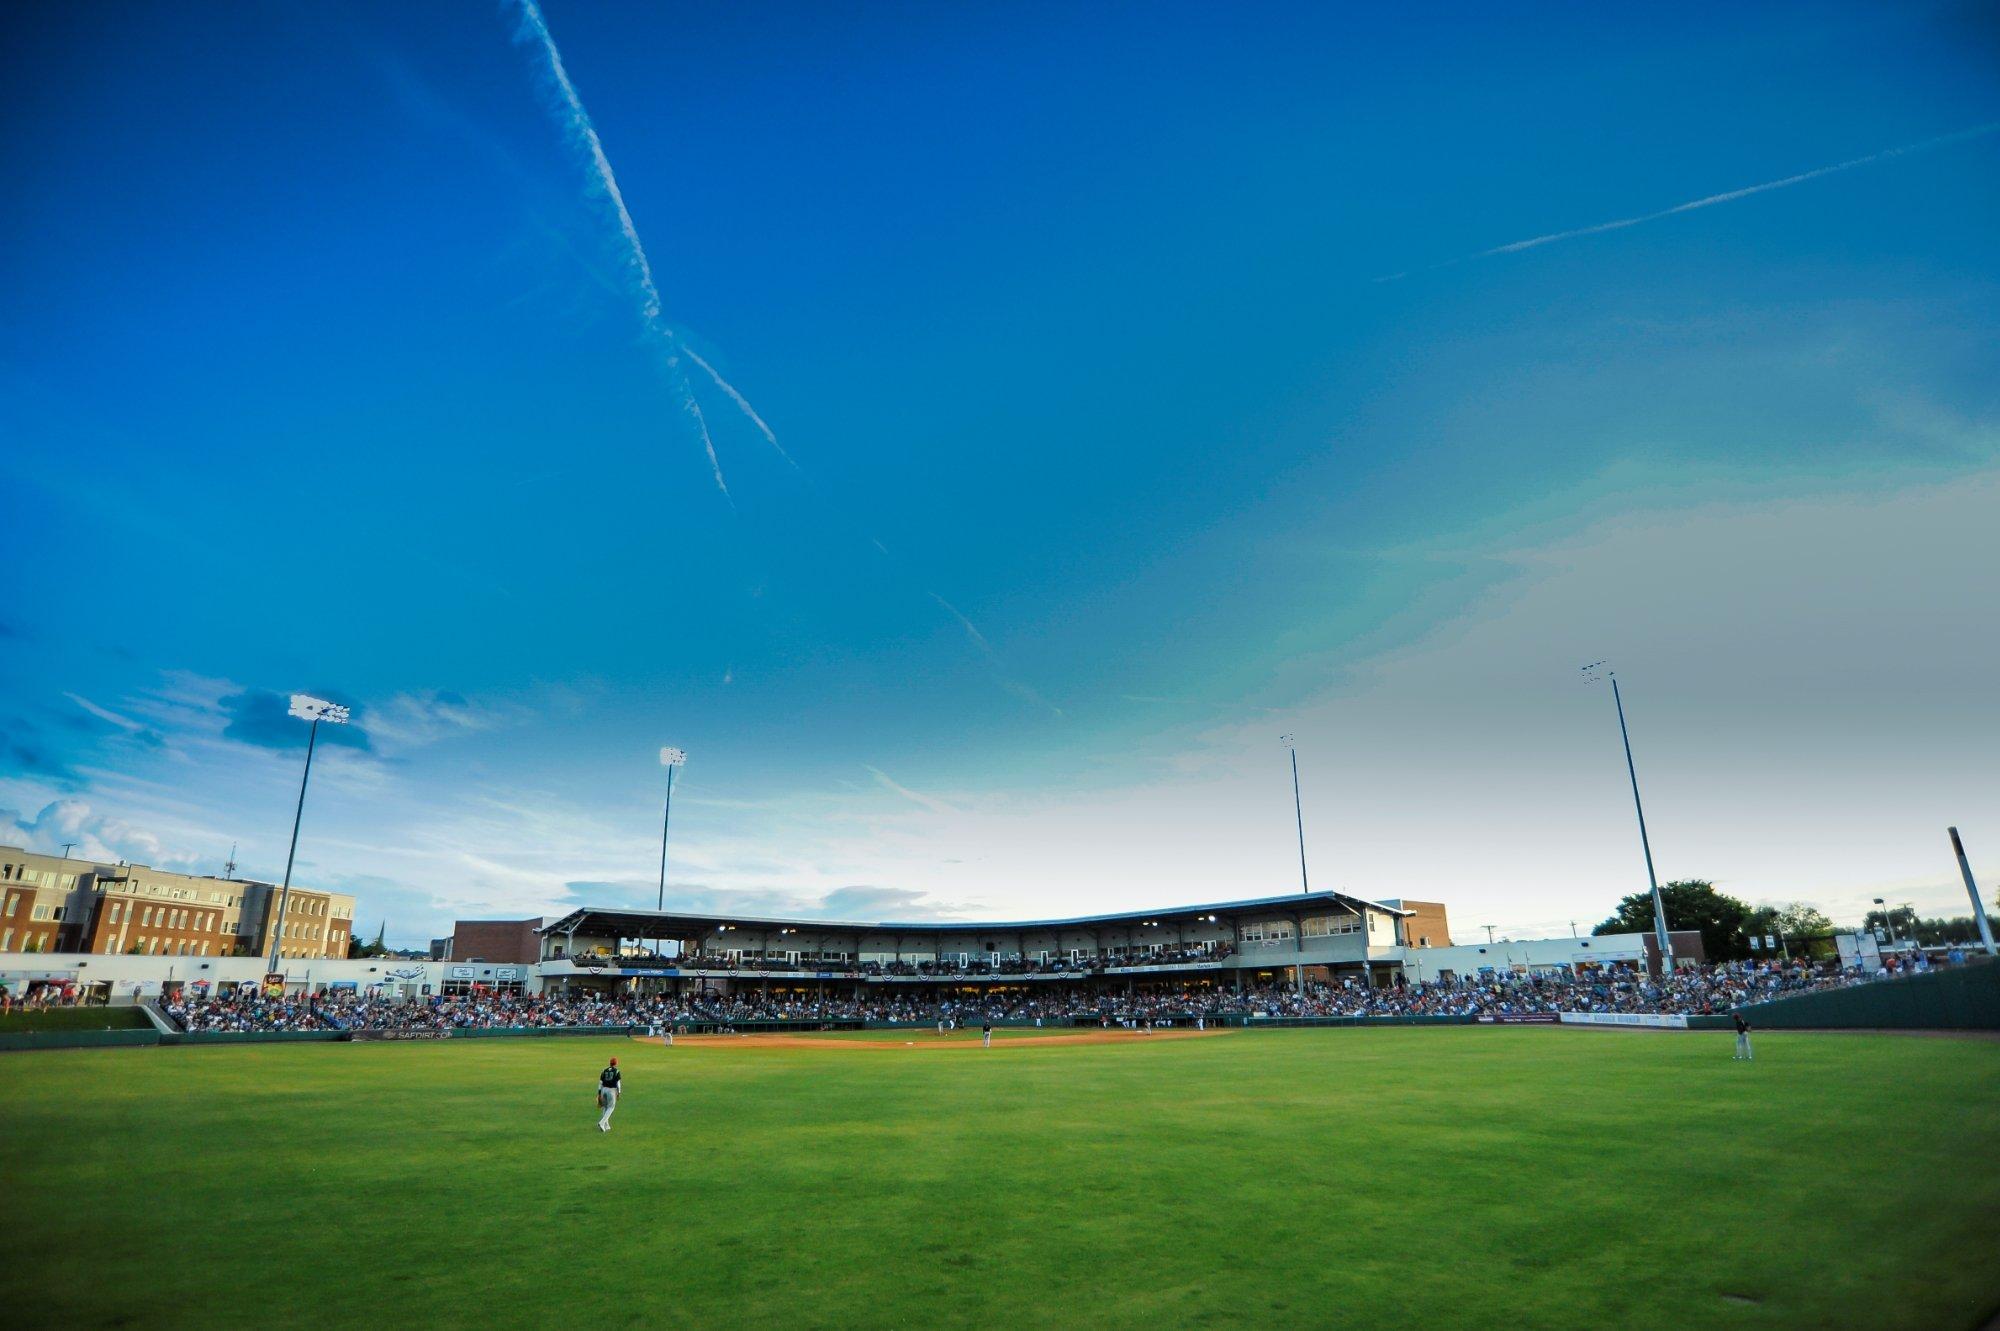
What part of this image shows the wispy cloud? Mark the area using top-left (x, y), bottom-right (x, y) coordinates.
top-left (65, 692), bottom-right (145, 733)
top-left (1380, 122), bottom-right (1999, 281)
top-left (864, 764), bottom-right (959, 815)
top-left (506, 0), bottom-right (729, 498)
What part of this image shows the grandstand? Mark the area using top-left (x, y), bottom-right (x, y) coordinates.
top-left (539, 890), bottom-right (1413, 999)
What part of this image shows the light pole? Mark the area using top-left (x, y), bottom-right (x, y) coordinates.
top-left (1281, 735), bottom-right (1309, 894)
top-left (1872, 897), bottom-right (1895, 949)
top-left (1949, 828), bottom-right (1997, 957)
top-left (1583, 663), bottom-right (1672, 973)
top-left (267, 695), bottom-right (350, 974)
top-left (658, 747), bottom-right (686, 912)
top-left (657, 747), bottom-right (686, 963)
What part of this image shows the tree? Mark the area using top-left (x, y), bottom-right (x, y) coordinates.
top-left (1737, 903), bottom-right (1836, 960)
top-left (1773, 903), bottom-right (1835, 939)
top-left (1867, 910), bottom-right (1991, 947)
top-left (1593, 879), bottom-right (1757, 961)
top-left (1861, 906), bottom-right (1921, 941)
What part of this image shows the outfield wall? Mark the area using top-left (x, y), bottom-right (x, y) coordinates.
top-left (1731, 960), bottom-right (1999, 1031)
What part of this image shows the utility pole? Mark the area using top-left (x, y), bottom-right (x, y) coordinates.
top-left (59, 842), bottom-right (77, 859)
top-left (1483, 924), bottom-right (1496, 945)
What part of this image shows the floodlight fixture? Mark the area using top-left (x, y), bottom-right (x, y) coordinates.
top-left (289, 694), bottom-right (350, 724)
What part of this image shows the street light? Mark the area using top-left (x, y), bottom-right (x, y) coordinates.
top-left (267, 695), bottom-right (350, 973)
top-left (1873, 897), bottom-right (1895, 948)
top-left (1583, 663), bottom-right (1672, 973)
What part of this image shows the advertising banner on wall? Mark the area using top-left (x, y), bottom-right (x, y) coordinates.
top-left (1558, 1012), bottom-right (1689, 1029)
top-left (351, 1029), bottom-right (451, 1041)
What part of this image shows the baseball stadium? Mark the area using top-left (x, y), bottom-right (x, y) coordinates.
top-left (4, 875), bottom-right (1998, 1330)
top-left (8, 3), bottom-right (2000, 1329)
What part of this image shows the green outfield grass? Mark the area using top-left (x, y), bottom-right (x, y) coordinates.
top-left (2, 1029), bottom-right (1996, 1330)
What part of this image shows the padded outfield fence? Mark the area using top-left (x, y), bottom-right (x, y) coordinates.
top-left (1728, 957), bottom-right (1999, 1030)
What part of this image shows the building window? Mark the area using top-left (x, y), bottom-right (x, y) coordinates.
top-left (1, 929), bottom-right (11, 950)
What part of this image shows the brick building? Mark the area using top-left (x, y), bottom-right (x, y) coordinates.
top-left (447, 918), bottom-right (545, 964)
top-left (0, 845), bottom-right (354, 960)
top-left (1381, 898), bottom-right (1454, 948)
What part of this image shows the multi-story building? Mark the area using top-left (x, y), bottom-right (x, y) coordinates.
top-left (238, 881), bottom-right (356, 961)
top-left (1380, 898), bottom-right (1454, 948)
top-left (0, 849), bottom-right (88, 953)
top-left (77, 865), bottom-right (244, 958)
top-left (0, 845), bottom-right (354, 961)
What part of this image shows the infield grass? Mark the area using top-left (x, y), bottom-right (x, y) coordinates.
top-left (2, 1028), bottom-right (1995, 1330)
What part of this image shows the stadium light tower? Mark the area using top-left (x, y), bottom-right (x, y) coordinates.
top-left (1281, 735), bottom-right (1309, 894)
top-left (1949, 828), bottom-right (1997, 957)
top-left (1582, 664), bottom-right (1672, 973)
top-left (267, 695), bottom-right (351, 973)
top-left (658, 747), bottom-right (686, 913)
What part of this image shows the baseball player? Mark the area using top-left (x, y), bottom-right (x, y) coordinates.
top-left (596, 1056), bottom-right (623, 1131)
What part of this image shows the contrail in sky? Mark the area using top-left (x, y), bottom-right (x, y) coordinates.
top-left (504, 1), bottom-right (1054, 714)
top-left (507, 0), bottom-right (729, 497)
top-left (682, 345), bottom-right (802, 471)
top-left (1379, 122), bottom-right (1998, 280)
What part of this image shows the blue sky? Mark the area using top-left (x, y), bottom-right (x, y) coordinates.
top-left (3, 1), bottom-right (1996, 945)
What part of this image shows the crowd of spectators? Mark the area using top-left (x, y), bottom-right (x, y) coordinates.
top-left (154, 956), bottom-right (1912, 1034)
top-left (164, 992), bottom-right (340, 1032)
top-left (561, 947), bottom-right (1237, 976)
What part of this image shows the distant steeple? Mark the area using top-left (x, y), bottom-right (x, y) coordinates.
top-left (374, 920), bottom-right (387, 949)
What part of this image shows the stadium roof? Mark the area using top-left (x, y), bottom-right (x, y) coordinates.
top-left (540, 890), bottom-right (1410, 939)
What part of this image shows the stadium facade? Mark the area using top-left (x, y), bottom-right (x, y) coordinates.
top-left (1, 866), bottom-right (1694, 1005)
top-left (532, 891), bottom-right (1686, 1002)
